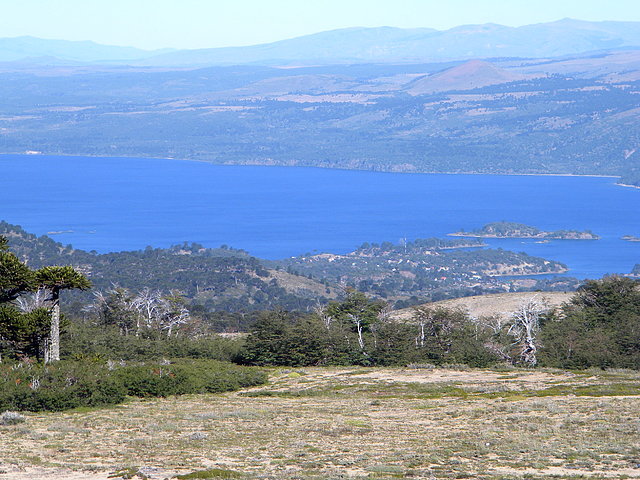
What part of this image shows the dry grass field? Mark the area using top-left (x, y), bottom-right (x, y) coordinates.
top-left (1, 366), bottom-right (639, 479)
top-left (390, 292), bottom-right (573, 322)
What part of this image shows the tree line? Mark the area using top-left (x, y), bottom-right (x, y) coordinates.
top-left (239, 278), bottom-right (640, 370)
top-left (2, 230), bottom-right (639, 371)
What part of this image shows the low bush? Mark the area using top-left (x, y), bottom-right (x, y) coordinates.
top-left (0, 411), bottom-right (26, 425)
top-left (175, 469), bottom-right (242, 479)
top-left (0, 359), bottom-right (266, 412)
top-left (0, 361), bottom-right (126, 412)
top-left (61, 324), bottom-right (245, 362)
top-left (112, 359), bottom-right (267, 398)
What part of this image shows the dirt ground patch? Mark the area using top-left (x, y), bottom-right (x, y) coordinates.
top-left (1, 366), bottom-right (639, 479)
top-left (356, 367), bottom-right (577, 386)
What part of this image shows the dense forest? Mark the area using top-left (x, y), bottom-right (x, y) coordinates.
top-left (1, 221), bottom-right (578, 315)
top-left (1, 221), bottom-right (335, 314)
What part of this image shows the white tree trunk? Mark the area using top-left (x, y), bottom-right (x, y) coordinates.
top-left (46, 291), bottom-right (60, 363)
top-left (509, 297), bottom-right (545, 366)
top-left (356, 322), bottom-right (365, 351)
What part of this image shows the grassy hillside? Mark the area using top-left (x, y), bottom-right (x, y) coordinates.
top-left (391, 291), bottom-right (573, 322)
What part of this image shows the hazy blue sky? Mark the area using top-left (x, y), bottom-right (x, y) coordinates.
top-left (3, 0), bottom-right (640, 50)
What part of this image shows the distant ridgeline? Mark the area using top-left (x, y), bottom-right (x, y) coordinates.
top-left (0, 221), bottom-right (581, 312)
top-left (450, 221), bottom-right (600, 240)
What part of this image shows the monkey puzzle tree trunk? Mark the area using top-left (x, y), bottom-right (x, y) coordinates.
top-left (45, 288), bottom-right (60, 363)
top-left (36, 266), bottom-right (91, 363)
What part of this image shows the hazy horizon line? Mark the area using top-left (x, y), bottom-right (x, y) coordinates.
top-left (1, 17), bottom-right (627, 52)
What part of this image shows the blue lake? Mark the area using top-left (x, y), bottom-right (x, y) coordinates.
top-left (1, 154), bottom-right (639, 279)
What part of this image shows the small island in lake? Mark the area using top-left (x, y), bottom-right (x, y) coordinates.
top-left (622, 235), bottom-right (640, 242)
top-left (449, 221), bottom-right (600, 240)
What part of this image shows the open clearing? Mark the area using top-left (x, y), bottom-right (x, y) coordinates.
top-left (1, 366), bottom-right (639, 479)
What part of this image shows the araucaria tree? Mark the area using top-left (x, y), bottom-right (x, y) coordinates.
top-left (0, 236), bottom-right (35, 362)
top-left (0, 237), bottom-right (47, 361)
top-left (0, 237), bottom-right (33, 304)
top-left (0, 236), bottom-right (90, 363)
top-left (35, 266), bottom-right (91, 363)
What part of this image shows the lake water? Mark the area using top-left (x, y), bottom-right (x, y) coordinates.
top-left (1, 154), bottom-right (639, 279)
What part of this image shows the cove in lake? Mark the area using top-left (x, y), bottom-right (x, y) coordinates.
top-left (1, 154), bottom-right (639, 279)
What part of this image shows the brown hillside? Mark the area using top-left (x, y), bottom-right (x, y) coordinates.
top-left (407, 59), bottom-right (538, 95)
top-left (391, 291), bottom-right (573, 321)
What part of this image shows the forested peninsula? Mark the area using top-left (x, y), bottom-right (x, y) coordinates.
top-left (450, 221), bottom-right (600, 240)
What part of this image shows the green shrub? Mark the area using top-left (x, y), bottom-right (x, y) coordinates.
top-left (0, 359), bottom-right (266, 412)
top-left (539, 277), bottom-right (640, 369)
top-left (61, 324), bottom-right (244, 362)
top-left (176, 468), bottom-right (242, 479)
top-left (0, 361), bottom-right (126, 411)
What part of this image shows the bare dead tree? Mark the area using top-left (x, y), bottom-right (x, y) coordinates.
top-left (84, 287), bottom-right (191, 337)
top-left (81, 290), bottom-right (107, 321)
top-left (483, 340), bottom-right (513, 364)
top-left (473, 314), bottom-right (509, 335)
top-left (131, 288), bottom-right (163, 335)
top-left (412, 306), bottom-right (431, 348)
top-left (508, 296), bottom-right (546, 366)
top-left (159, 302), bottom-right (190, 337)
top-left (377, 303), bottom-right (392, 323)
top-left (347, 313), bottom-right (366, 352)
top-left (86, 286), bottom-right (137, 335)
top-left (132, 288), bottom-right (190, 336)
top-left (314, 300), bottom-right (334, 330)
top-left (15, 289), bottom-right (48, 312)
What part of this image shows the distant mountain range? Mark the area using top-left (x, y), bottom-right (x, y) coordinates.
top-left (0, 36), bottom-right (172, 64)
top-left (0, 19), bottom-right (639, 186)
top-left (3, 19), bottom-right (640, 66)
